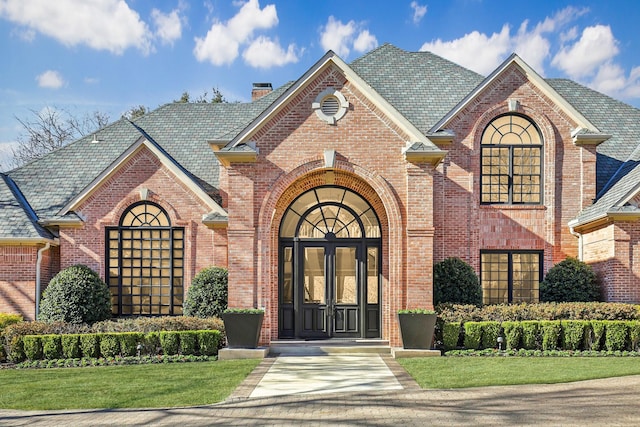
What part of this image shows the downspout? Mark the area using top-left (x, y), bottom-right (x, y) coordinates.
top-left (569, 225), bottom-right (583, 261)
top-left (35, 242), bottom-right (51, 320)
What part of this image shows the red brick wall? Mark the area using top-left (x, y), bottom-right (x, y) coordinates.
top-left (433, 64), bottom-right (584, 274)
top-left (59, 146), bottom-right (217, 296)
top-left (0, 244), bottom-right (58, 320)
top-left (222, 65), bottom-right (437, 346)
top-left (584, 222), bottom-right (640, 303)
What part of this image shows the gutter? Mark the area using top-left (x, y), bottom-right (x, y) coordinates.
top-left (35, 242), bottom-right (51, 320)
top-left (569, 225), bottom-right (583, 261)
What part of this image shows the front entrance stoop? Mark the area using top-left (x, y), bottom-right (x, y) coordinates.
top-left (269, 339), bottom-right (391, 356)
top-left (218, 347), bottom-right (270, 360)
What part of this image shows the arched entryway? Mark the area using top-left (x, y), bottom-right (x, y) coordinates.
top-left (278, 186), bottom-right (381, 339)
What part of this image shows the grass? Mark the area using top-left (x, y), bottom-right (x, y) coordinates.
top-left (398, 357), bottom-right (640, 389)
top-left (0, 359), bottom-right (260, 410)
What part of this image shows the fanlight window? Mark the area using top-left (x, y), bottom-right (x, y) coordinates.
top-left (480, 114), bottom-right (543, 204)
top-left (280, 187), bottom-right (380, 239)
top-left (106, 201), bottom-right (184, 316)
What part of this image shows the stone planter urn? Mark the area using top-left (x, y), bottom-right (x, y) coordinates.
top-left (222, 309), bottom-right (264, 348)
top-left (398, 309), bottom-right (437, 349)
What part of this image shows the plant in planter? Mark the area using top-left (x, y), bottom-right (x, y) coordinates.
top-left (397, 309), bottom-right (437, 349)
top-left (222, 308), bottom-right (265, 349)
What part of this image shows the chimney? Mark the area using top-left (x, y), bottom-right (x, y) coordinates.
top-left (252, 82), bottom-right (272, 101)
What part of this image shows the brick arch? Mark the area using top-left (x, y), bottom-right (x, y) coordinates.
top-left (472, 104), bottom-right (557, 151)
top-left (100, 190), bottom-right (186, 228)
top-left (256, 158), bottom-right (404, 341)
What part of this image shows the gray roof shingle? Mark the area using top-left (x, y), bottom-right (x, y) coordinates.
top-left (0, 173), bottom-right (55, 240)
top-left (3, 44), bottom-right (640, 232)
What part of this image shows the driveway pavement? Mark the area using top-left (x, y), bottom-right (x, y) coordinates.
top-left (1, 354), bottom-right (639, 426)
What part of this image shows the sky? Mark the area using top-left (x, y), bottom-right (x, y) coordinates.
top-left (1, 0), bottom-right (640, 171)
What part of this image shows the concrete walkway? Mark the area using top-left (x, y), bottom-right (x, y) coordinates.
top-left (2, 355), bottom-right (640, 426)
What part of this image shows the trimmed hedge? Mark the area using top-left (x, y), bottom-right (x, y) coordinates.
top-left (441, 319), bottom-right (640, 352)
top-left (13, 330), bottom-right (223, 361)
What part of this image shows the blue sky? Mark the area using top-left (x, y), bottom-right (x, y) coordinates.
top-left (1, 0), bottom-right (640, 170)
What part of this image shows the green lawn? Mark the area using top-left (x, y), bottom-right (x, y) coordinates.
top-left (0, 359), bottom-right (260, 410)
top-left (398, 357), bottom-right (640, 389)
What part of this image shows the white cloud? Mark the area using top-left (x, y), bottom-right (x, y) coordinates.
top-left (151, 8), bottom-right (183, 46)
top-left (36, 70), bottom-right (64, 89)
top-left (320, 16), bottom-right (378, 58)
top-left (410, 1), bottom-right (427, 25)
top-left (243, 36), bottom-right (300, 68)
top-left (353, 30), bottom-right (378, 53)
top-left (194, 0), bottom-right (278, 66)
top-left (0, 0), bottom-right (153, 55)
top-left (418, 6), bottom-right (594, 76)
top-left (551, 25), bottom-right (619, 79)
top-left (421, 25), bottom-right (512, 75)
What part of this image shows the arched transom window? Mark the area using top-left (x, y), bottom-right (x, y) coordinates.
top-left (106, 201), bottom-right (184, 316)
top-left (481, 114), bottom-right (543, 204)
top-left (280, 187), bottom-right (380, 239)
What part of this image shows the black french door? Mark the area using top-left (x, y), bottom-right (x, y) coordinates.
top-left (279, 240), bottom-right (380, 339)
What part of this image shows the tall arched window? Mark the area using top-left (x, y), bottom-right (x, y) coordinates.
top-left (106, 201), bottom-right (184, 315)
top-left (481, 114), bottom-right (543, 204)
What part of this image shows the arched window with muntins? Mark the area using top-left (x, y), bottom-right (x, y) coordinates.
top-left (106, 201), bottom-right (184, 316)
top-left (480, 114), bottom-right (543, 204)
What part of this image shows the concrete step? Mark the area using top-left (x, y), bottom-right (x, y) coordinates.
top-left (269, 339), bottom-right (391, 356)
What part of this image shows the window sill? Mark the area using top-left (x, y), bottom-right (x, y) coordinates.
top-left (479, 204), bottom-right (546, 210)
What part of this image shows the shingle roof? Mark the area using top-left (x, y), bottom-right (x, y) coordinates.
top-left (3, 44), bottom-right (640, 233)
top-left (547, 79), bottom-right (640, 194)
top-left (6, 84), bottom-right (291, 221)
top-left (349, 44), bottom-right (485, 133)
top-left (0, 173), bottom-right (55, 240)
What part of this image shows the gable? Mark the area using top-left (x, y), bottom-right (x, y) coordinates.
top-left (60, 138), bottom-right (226, 221)
top-left (220, 50), bottom-right (445, 166)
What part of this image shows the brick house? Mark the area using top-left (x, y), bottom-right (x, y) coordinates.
top-left (2, 44), bottom-right (639, 346)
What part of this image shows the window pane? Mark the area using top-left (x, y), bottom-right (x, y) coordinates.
top-left (367, 247), bottom-right (379, 304)
top-left (282, 247), bottom-right (293, 304)
top-left (304, 247), bottom-right (325, 303)
top-left (481, 253), bottom-right (509, 304)
top-left (335, 247), bottom-right (357, 304)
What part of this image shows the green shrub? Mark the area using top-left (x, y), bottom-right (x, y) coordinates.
top-left (196, 330), bottom-right (222, 356)
top-left (480, 321), bottom-right (501, 349)
top-left (8, 336), bottom-right (25, 362)
top-left (443, 322), bottom-right (461, 350)
top-left (540, 321), bottom-right (561, 350)
top-left (521, 321), bottom-right (540, 350)
top-left (61, 334), bottom-right (81, 359)
top-left (629, 321), bottom-right (640, 350)
top-left (463, 322), bottom-right (482, 350)
top-left (433, 258), bottom-right (482, 305)
top-left (436, 302), bottom-right (640, 323)
top-left (144, 332), bottom-right (161, 354)
top-left (501, 321), bottom-right (522, 350)
top-left (160, 331), bottom-right (180, 355)
top-left (590, 321), bottom-right (606, 351)
top-left (561, 320), bottom-right (588, 351)
top-left (119, 332), bottom-right (144, 357)
top-left (539, 258), bottom-right (600, 302)
top-left (0, 313), bottom-right (23, 331)
top-left (184, 267), bottom-right (228, 318)
top-left (39, 265), bottom-right (111, 324)
top-left (80, 334), bottom-right (100, 358)
top-left (91, 316), bottom-right (224, 333)
top-left (23, 336), bottom-right (43, 360)
top-left (605, 321), bottom-right (629, 351)
top-left (99, 333), bottom-right (121, 357)
top-left (178, 331), bottom-right (197, 355)
top-left (41, 335), bottom-right (62, 359)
